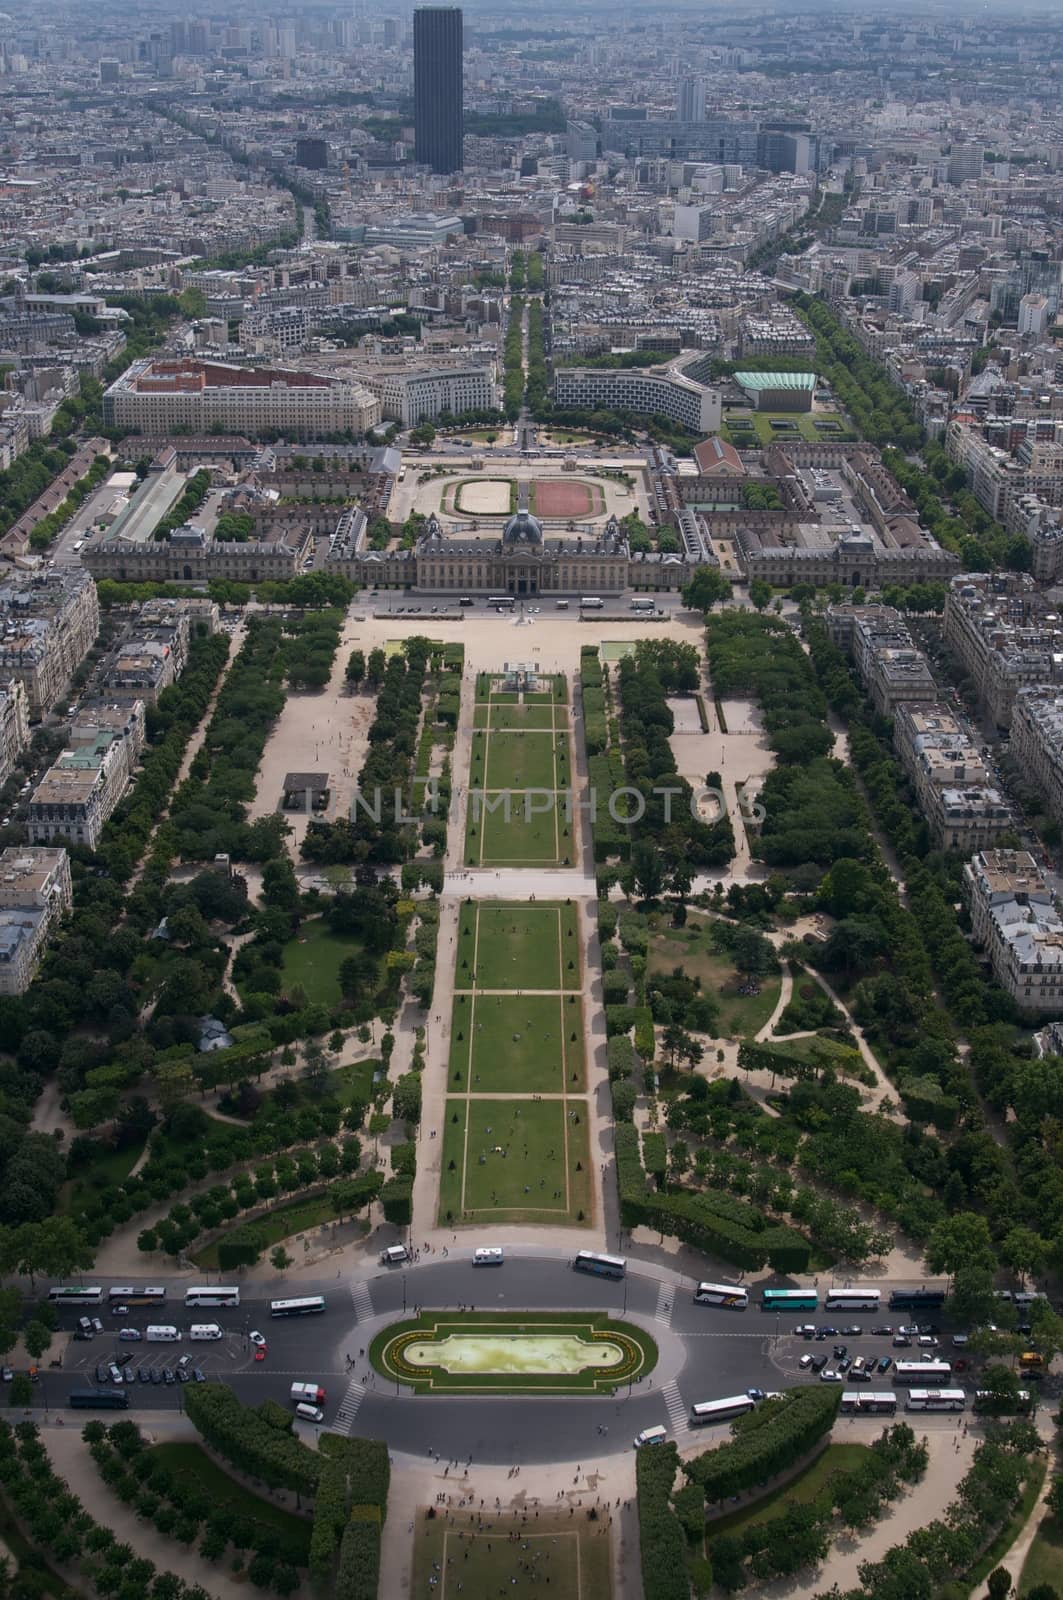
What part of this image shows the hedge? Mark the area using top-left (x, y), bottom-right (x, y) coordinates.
top-left (684, 1386), bottom-right (840, 1503)
top-left (642, 1131), bottom-right (667, 1180)
top-left (380, 1173), bottom-right (413, 1226)
top-left (580, 646), bottom-right (603, 689)
top-left (636, 1442), bottom-right (689, 1600)
top-left (607, 1035), bottom-right (639, 1082)
top-left (633, 1005), bottom-right (656, 1060)
top-left (335, 1518), bottom-right (381, 1600)
top-left (606, 1004), bottom-right (637, 1037)
top-left (597, 901), bottom-right (619, 943)
top-left (183, 1383), bottom-right (320, 1496)
top-left (583, 683), bottom-right (608, 756)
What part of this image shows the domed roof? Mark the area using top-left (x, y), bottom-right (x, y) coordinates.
top-left (502, 507), bottom-right (544, 546)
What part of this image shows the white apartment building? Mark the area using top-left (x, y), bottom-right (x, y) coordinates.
top-left (0, 568), bottom-right (100, 718)
top-left (1011, 689), bottom-right (1063, 828)
top-left (847, 606), bottom-right (937, 715)
top-left (963, 849), bottom-right (1063, 1016)
top-left (103, 358), bottom-right (381, 440)
top-left (29, 702), bottom-right (145, 851)
top-left (0, 847), bottom-right (72, 996)
top-left (553, 363), bottom-right (722, 433)
top-left (893, 702), bottom-right (1010, 852)
top-left (943, 572), bottom-right (1063, 729)
top-left (368, 366), bottom-right (497, 426)
top-left (0, 681), bottom-right (28, 789)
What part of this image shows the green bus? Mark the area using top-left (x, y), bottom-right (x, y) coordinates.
top-left (761, 1289), bottom-right (818, 1312)
top-left (68, 1388), bottom-right (129, 1410)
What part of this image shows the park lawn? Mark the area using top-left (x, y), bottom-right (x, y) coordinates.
top-left (191, 1190), bottom-right (343, 1268)
top-left (649, 931), bottom-right (781, 1039)
top-left (455, 901), bottom-right (580, 991)
top-left (413, 1511), bottom-right (612, 1598)
top-left (705, 1443), bottom-right (872, 1543)
top-left (467, 793), bottom-right (572, 866)
top-left (59, 1136), bottom-right (147, 1215)
top-left (280, 918), bottom-right (363, 1007)
top-left (487, 702), bottom-right (558, 731)
top-left (149, 1443), bottom-right (311, 1565)
top-left (766, 1031), bottom-right (870, 1082)
top-left (438, 1097), bottom-right (593, 1225)
top-left (721, 409), bottom-right (853, 447)
top-left (1019, 1512), bottom-right (1063, 1594)
top-left (480, 727), bottom-right (562, 790)
top-left (449, 992), bottom-right (585, 1093)
top-left (600, 641), bottom-right (637, 662)
top-left (326, 1056), bottom-right (379, 1107)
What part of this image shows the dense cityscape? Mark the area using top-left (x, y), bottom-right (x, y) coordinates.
top-left (0, 2), bottom-right (1062, 1597)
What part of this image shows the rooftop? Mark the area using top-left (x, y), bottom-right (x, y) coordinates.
top-left (733, 371), bottom-right (817, 391)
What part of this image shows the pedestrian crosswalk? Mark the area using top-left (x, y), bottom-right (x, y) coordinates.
top-left (351, 1281), bottom-right (374, 1322)
top-left (332, 1376), bottom-right (367, 1437)
top-left (662, 1379), bottom-right (690, 1439)
top-left (655, 1283), bottom-right (673, 1326)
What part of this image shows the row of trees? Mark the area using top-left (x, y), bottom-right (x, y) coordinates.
top-left (791, 292), bottom-right (924, 450)
top-left (503, 294), bottom-right (524, 419)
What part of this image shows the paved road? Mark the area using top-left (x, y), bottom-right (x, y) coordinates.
top-left (39, 1256), bottom-right (968, 1464)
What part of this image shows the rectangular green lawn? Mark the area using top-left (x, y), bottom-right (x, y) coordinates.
top-left (466, 792), bottom-right (571, 865)
top-left (438, 1097), bottom-right (592, 1223)
top-left (488, 703), bottom-right (558, 731)
top-left (454, 901), bottom-right (581, 991)
top-left (448, 991), bottom-right (584, 1092)
top-left (482, 728), bottom-right (561, 790)
top-left (414, 1513), bottom-right (611, 1599)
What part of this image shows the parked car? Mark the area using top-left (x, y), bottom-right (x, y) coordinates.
top-left (149, 1368), bottom-right (162, 1384)
top-left (95, 1364), bottom-right (110, 1384)
top-left (118, 1328), bottom-right (141, 1342)
top-left (810, 1355), bottom-right (828, 1373)
top-left (799, 1354), bottom-right (813, 1369)
top-left (871, 1326), bottom-right (893, 1337)
top-left (192, 1368), bottom-right (206, 1383)
top-left (849, 1368), bottom-right (872, 1384)
top-left (877, 1357), bottom-right (892, 1374)
top-left (951, 1334), bottom-right (970, 1349)
top-left (796, 1324), bottom-right (816, 1338)
top-left (162, 1368), bottom-right (175, 1385)
top-left (841, 1326), bottom-right (863, 1338)
top-left (820, 1369), bottom-right (841, 1383)
top-left (837, 1357), bottom-right (852, 1373)
top-left (892, 1335), bottom-right (912, 1348)
top-left (249, 1331), bottom-right (267, 1348)
top-left (816, 1326), bottom-right (838, 1338)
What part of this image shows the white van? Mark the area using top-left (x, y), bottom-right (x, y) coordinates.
top-left (189, 1324), bottom-right (223, 1341)
top-left (473, 1247), bottom-right (504, 1267)
top-left (555, 599), bottom-right (569, 609)
top-left (291, 1382), bottom-right (326, 1404)
top-left (380, 1245), bottom-right (409, 1266)
top-left (634, 1426), bottom-right (667, 1449)
top-left (145, 1325), bottom-right (180, 1343)
top-left (295, 1402), bottom-right (324, 1423)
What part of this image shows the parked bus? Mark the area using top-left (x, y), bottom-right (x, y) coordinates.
top-left (690, 1395), bottom-right (757, 1426)
top-left (579, 597), bottom-right (604, 610)
top-left (761, 1289), bottom-right (819, 1312)
top-left (184, 1287), bottom-right (240, 1309)
top-left (68, 1389), bottom-right (128, 1410)
top-left (824, 1289), bottom-right (881, 1312)
top-left (974, 1390), bottom-right (1033, 1414)
top-left (107, 1287), bottom-right (167, 1306)
top-left (629, 598), bottom-right (657, 613)
top-left (270, 1297), bottom-right (327, 1318)
top-left (48, 1287), bottom-right (103, 1306)
top-left (487, 596), bottom-right (516, 611)
top-left (888, 1288), bottom-right (946, 1312)
top-left (893, 1361), bottom-right (953, 1385)
top-left (693, 1283), bottom-right (749, 1310)
top-left (840, 1392), bottom-right (898, 1415)
top-left (572, 1251), bottom-right (626, 1280)
top-left (905, 1389), bottom-right (966, 1412)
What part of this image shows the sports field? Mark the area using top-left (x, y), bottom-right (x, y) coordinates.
top-left (464, 674), bottom-right (573, 867)
top-left (413, 1510), bottom-right (613, 1598)
top-left (530, 478), bottom-right (601, 518)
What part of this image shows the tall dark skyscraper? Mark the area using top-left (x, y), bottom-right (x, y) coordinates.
top-left (414, 6), bottom-right (463, 174)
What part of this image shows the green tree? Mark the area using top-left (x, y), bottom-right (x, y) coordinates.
top-left (987, 1569), bottom-right (1012, 1600)
top-left (631, 839), bottom-right (666, 903)
top-left (269, 1246), bottom-right (293, 1271)
top-left (1000, 1226), bottom-right (1049, 1284)
top-left (749, 577), bottom-right (773, 611)
top-left (926, 1211), bottom-right (996, 1278)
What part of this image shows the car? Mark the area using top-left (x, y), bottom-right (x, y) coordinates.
top-left (892, 1334), bottom-right (911, 1347)
top-left (116, 1352), bottom-right (133, 1368)
top-left (149, 1368), bottom-right (162, 1384)
top-left (746, 1388), bottom-right (765, 1402)
top-left (950, 1333), bottom-right (970, 1349)
top-left (814, 1329), bottom-right (827, 1341)
top-left (837, 1357), bottom-right (852, 1372)
top-left (810, 1354), bottom-right (827, 1373)
top-left (107, 1364), bottom-right (123, 1385)
top-left (917, 1335), bottom-right (939, 1348)
top-left (192, 1368), bottom-right (206, 1383)
top-left (850, 1368), bottom-right (872, 1384)
top-left (1, 1368), bottom-right (11, 1383)
top-left (871, 1326), bottom-right (893, 1336)
top-left (841, 1326), bottom-right (863, 1338)
top-left (820, 1369), bottom-right (841, 1382)
top-left (799, 1354), bottom-right (813, 1369)
top-left (816, 1326), bottom-right (837, 1338)
top-left (249, 1331), bottom-right (267, 1348)
top-left (796, 1324), bottom-right (816, 1338)
top-left (177, 1355), bottom-right (191, 1369)
top-left (833, 1344), bottom-right (847, 1358)
top-left (177, 1366), bottom-right (191, 1382)
top-left (118, 1328), bottom-right (141, 1342)
top-left (95, 1364), bottom-right (110, 1384)
top-left (138, 1368), bottom-right (150, 1382)
top-left (877, 1356), bottom-right (892, 1373)
top-left (112, 1306), bottom-right (129, 1318)
top-left (90, 1318), bottom-right (104, 1334)
top-left (162, 1368), bottom-right (175, 1385)
top-left (254, 1348), bottom-right (266, 1362)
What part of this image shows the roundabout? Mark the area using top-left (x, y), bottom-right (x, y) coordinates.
top-left (371, 1310), bottom-right (657, 1394)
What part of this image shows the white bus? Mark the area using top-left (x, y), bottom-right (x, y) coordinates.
top-left (184, 1286), bottom-right (240, 1309)
top-left (693, 1283), bottom-right (749, 1310)
top-left (894, 1361), bottom-right (952, 1386)
top-left (629, 598), bottom-right (656, 613)
top-left (146, 1325), bottom-right (180, 1343)
top-left (579, 596), bottom-right (604, 610)
top-left (690, 1395), bottom-right (757, 1425)
top-left (49, 1286), bottom-right (103, 1306)
top-left (823, 1289), bottom-right (881, 1312)
top-left (270, 1297), bottom-right (326, 1318)
top-left (189, 1324), bottom-right (223, 1341)
top-left (107, 1287), bottom-right (167, 1306)
top-left (840, 1391), bottom-right (898, 1415)
top-left (572, 1250), bottom-right (625, 1280)
top-left (487, 596), bottom-right (516, 611)
top-left (906, 1389), bottom-right (966, 1412)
